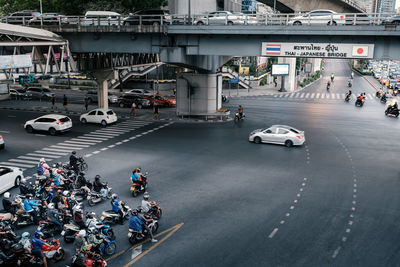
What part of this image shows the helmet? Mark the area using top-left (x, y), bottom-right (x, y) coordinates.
top-left (239, 105), bottom-right (242, 108)
top-left (112, 193), bottom-right (118, 199)
top-left (57, 169), bottom-right (62, 174)
top-left (143, 192), bottom-right (150, 200)
top-left (48, 203), bottom-right (55, 209)
top-left (87, 212), bottom-right (96, 218)
top-left (22, 232), bottom-right (30, 239)
top-left (63, 191), bottom-right (69, 197)
top-left (136, 206), bottom-right (143, 213)
top-left (79, 171), bottom-right (85, 176)
top-left (40, 158), bottom-right (46, 162)
top-left (72, 151), bottom-right (76, 155)
top-left (35, 231), bottom-right (44, 238)
top-left (131, 209), bottom-right (137, 215)
top-left (3, 192), bottom-right (10, 199)
top-left (52, 164), bottom-right (57, 168)
top-left (57, 189), bottom-right (62, 194)
top-left (95, 175), bottom-right (100, 180)
top-left (78, 230), bottom-right (86, 237)
top-left (21, 178), bottom-right (27, 184)
top-left (136, 167), bottom-right (141, 172)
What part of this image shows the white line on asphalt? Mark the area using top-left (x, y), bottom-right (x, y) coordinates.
top-left (136, 134), bottom-right (142, 137)
top-left (297, 194), bottom-right (301, 197)
top-left (279, 94), bottom-right (284, 98)
top-left (9, 159), bottom-right (38, 164)
top-left (294, 200), bottom-right (298, 203)
top-left (115, 142), bottom-right (123, 145)
top-left (304, 178), bottom-right (307, 181)
top-left (84, 133), bottom-right (115, 138)
top-left (288, 93), bottom-right (294, 98)
top-left (305, 93), bottom-right (310, 98)
top-left (342, 236), bottom-right (347, 242)
top-left (332, 246), bottom-right (341, 258)
top-left (290, 206), bottom-right (295, 210)
top-left (352, 207), bottom-right (356, 211)
top-left (108, 145), bottom-right (115, 148)
top-left (293, 93), bottom-right (298, 98)
top-left (27, 153), bottom-right (61, 158)
top-left (65, 140), bottom-right (98, 145)
top-left (92, 151), bottom-right (100, 154)
top-left (129, 137), bottom-right (136, 140)
top-left (311, 93), bottom-right (315, 98)
top-left (280, 220), bottom-right (285, 224)
top-left (34, 150), bottom-right (68, 156)
top-left (326, 94), bottom-right (330, 99)
top-left (122, 139), bottom-right (129, 142)
top-left (285, 213), bottom-right (290, 217)
top-left (316, 93), bottom-right (320, 98)
top-left (0, 131), bottom-right (10, 133)
top-left (18, 156), bottom-right (41, 161)
top-left (35, 134), bottom-right (46, 137)
top-left (0, 161), bottom-right (34, 168)
top-left (300, 93), bottom-right (305, 98)
top-left (57, 143), bottom-right (90, 148)
top-left (92, 131), bottom-right (120, 136)
top-left (97, 129), bottom-right (128, 133)
top-left (100, 148), bottom-right (108, 151)
top-left (268, 228), bottom-right (279, 238)
top-left (299, 188), bottom-right (303, 191)
top-left (131, 245), bottom-right (142, 260)
top-left (81, 135), bottom-right (110, 140)
top-left (43, 148), bottom-right (81, 152)
top-left (348, 221), bottom-right (353, 225)
top-left (274, 95), bottom-right (278, 98)
top-left (49, 146), bottom-right (78, 151)
top-left (321, 94), bottom-right (325, 99)
top-left (346, 228), bottom-right (351, 233)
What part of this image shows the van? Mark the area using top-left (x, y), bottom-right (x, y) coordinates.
top-left (83, 11), bottom-right (121, 26)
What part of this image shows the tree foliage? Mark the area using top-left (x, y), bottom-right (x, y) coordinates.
top-left (0, 0), bottom-right (168, 16)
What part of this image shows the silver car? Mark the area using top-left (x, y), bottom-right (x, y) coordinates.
top-left (289, 10), bottom-right (345, 26)
top-left (195, 11), bottom-right (246, 25)
top-left (249, 125), bottom-right (305, 147)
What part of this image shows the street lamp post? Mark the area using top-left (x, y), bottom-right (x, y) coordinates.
top-left (188, 0), bottom-right (191, 24)
top-left (273, 0), bottom-right (276, 13)
top-left (39, 0), bottom-right (43, 14)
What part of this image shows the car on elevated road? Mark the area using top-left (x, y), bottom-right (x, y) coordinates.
top-left (289, 10), bottom-right (345, 26)
top-left (194, 11), bottom-right (253, 25)
top-left (249, 125), bottom-right (305, 147)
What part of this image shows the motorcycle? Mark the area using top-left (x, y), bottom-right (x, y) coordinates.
top-left (222, 95), bottom-right (229, 103)
top-left (87, 184), bottom-right (113, 206)
top-left (345, 94), bottom-right (351, 102)
top-left (13, 206), bottom-right (42, 228)
top-left (128, 218), bottom-right (159, 245)
top-left (72, 188), bottom-right (88, 203)
top-left (380, 95), bottom-right (387, 104)
top-left (331, 76), bottom-right (334, 82)
top-left (72, 251), bottom-right (107, 267)
top-left (355, 98), bottom-right (364, 107)
top-left (61, 222), bottom-right (81, 243)
top-left (234, 112), bottom-right (245, 122)
top-left (77, 157), bottom-right (88, 172)
top-left (41, 239), bottom-right (65, 262)
top-left (130, 173), bottom-right (148, 197)
top-left (86, 213), bottom-right (115, 240)
top-left (101, 202), bottom-right (131, 225)
top-left (147, 201), bottom-right (162, 220)
top-left (385, 106), bottom-right (400, 117)
top-left (348, 82), bottom-right (352, 87)
top-left (326, 84), bottom-right (330, 91)
top-left (37, 220), bottom-right (62, 238)
top-left (87, 233), bottom-right (116, 256)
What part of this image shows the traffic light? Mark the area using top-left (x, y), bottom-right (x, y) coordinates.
top-left (18, 75), bottom-right (35, 85)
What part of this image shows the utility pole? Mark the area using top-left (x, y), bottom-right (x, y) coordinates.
top-left (273, 0), bottom-right (276, 13)
top-left (40, 0), bottom-right (43, 14)
top-left (188, 0), bottom-right (191, 24)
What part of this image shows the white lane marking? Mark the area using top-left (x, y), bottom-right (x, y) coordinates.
top-left (64, 140), bottom-right (98, 145)
top-left (321, 94), bottom-right (325, 99)
top-left (280, 220), bottom-right (285, 224)
top-left (85, 154), bottom-right (93, 158)
top-left (288, 93), bottom-right (294, 98)
top-left (305, 93), bottom-right (310, 98)
top-left (0, 131), bottom-right (10, 133)
top-left (131, 245), bottom-right (142, 260)
top-left (290, 206), bottom-right (295, 210)
top-left (294, 200), bottom-right (298, 203)
top-left (122, 139), bottom-right (129, 143)
top-left (0, 161), bottom-right (34, 168)
top-left (285, 213), bottom-right (290, 217)
top-left (346, 228), bottom-right (351, 233)
top-left (348, 221), bottom-right (353, 225)
top-left (341, 93), bottom-right (345, 98)
top-left (274, 95), bottom-right (278, 98)
top-left (80, 135), bottom-right (109, 140)
top-left (43, 147), bottom-right (82, 152)
top-left (268, 228), bottom-right (279, 238)
top-left (332, 246), bottom-right (341, 258)
top-left (97, 129), bottom-right (128, 133)
top-left (8, 158), bottom-right (38, 164)
top-left (27, 153), bottom-right (61, 158)
top-left (129, 137), bottom-right (136, 140)
top-left (300, 93), bottom-right (305, 98)
top-left (100, 148), bottom-right (108, 151)
top-left (34, 150), bottom-right (68, 156)
top-left (57, 143), bottom-right (90, 148)
top-left (311, 93), bottom-right (315, 98)
top-left (48, 146), bottom-right (77, 151)
top-left (136, 134), bottom-right (142, 137)
top-left (92, 151), bottom-right (100, 154)
top-left (293, 93), bottom-right (298, 98)
top-left (108, 145), bottom-right (116, 148)
top-left (316, 93), bottom-right (320, 98)
top-left (35, 134), bottom-right (46, 137)
top-left (115, 142), bottom-right (123, 145)
top-left (18, 156), bottom-right (41, 161)
top-left (342, 236), bottom-right (347, 242)
top-left (91, 131), bottom-right (120, 136)
top-left (297, 193), bottom-right (301, 197)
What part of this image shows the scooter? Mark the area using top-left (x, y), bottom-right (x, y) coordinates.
top-left (128, 218), bottom-right (159, 245)
top-left (355, 98), bottom-right (364, 107)
top-left (87, 233), bottom-right (116, 256)
top-left (385, 106), bottom-right (400, 117)
top-left (345, 94), bottom-right (351, 102)
top-left (41, 239), bottom-right (65, 262)
top-left (87, 184), bottom-right (113, 206)
top-left (86, 213), bottom-right (115, 240)
top-left (100, 202), bottom-right (131, 225)
top-left (72, 251), bottom-right (107, 267)
top-left (348, 82), bottom-right (352, 87)
top-left (380, 95), bottom-right (387, 104)
top-left (61, 222), bottom-right (81, 243)
top-left (147, 201), bottom-right (162, 220)
top-left (130, 173), bottom-right (148, 197)
top-left (234, 112), bottom-right (245, 122)
top-left (37, 220), bottom-right (62, 238)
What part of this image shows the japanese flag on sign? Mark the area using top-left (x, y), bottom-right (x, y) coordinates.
top-left (352, 46), bottom-right (369, 57)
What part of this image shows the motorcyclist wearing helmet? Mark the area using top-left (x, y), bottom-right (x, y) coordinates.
top-left (19, 232), bottom-right (32, 254)
top-left (331, 73), bottom-right (334, 81)
top-left (20, 178), bottom-right (33, 195)
top-left (141, 192), bottom-right (151, 213)
top-left (77, 171), bottom-right (90, 193)
top-left (74, 230), bottom-right (87, 254)
top-left (38, 158), bottom-right (50, 177)
top-left (111, 194), bottom-right (124, 224)
top-left (69, 151), bottom-right (79, 173)
top-left (53, 169), bottom-right (64, 187)
top-left (327, 81), bottom-right (331, 90)
top-left (73, 208), bottom-right (85, 229)
top-left (345, 90), bottom-right (352, 100)
top-left (136, 207), bottom-right (158, 243)
top-left (23, 194), bottom-right (40, 224)
top-left (237, 105), bottom-right (244, 119)
top-left (47, 203), bottom-right (63, 233)
top-left (2, 192), bottom-right (18, 214)
top-left (131, 168), bottom-right (145, 190)
top-left (32, 231), bottom-right (51, 267)
top-left (93, 175), bottom-right (107, 198)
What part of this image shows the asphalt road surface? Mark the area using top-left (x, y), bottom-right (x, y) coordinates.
top-left (0, 59), bottom-right (399, 267)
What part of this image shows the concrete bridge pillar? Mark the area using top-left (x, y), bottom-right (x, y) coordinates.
top-left (278, 57), bottom-right (296, 92)
top-left (176, 72), bottom-right (223, 117)
top-left (91, 69), bottom-right (114, 109)
top-left (309, 58), bottom-right (322, 73)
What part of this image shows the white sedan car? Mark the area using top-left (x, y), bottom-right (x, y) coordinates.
top-left (289, 10), bottom-right (345, 26)
top-left (249, 125), bottom-right (305, 147)
top-left (0, 166), bottom-right (24, 194)
top-left (25, 114), bottom-right (72, 135)
top-left (0, 135), bottom-right (4, 149)
top-left (80, 108), bottom-right (117, 126)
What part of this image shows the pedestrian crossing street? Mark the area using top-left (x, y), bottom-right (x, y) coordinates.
top-left (269, 92), bottom-right (376, 101)
top-left (0, 120), bottom-right (153, 171)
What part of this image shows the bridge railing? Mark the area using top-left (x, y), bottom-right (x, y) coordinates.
top-left (0, 13), bottom-right (398, 30)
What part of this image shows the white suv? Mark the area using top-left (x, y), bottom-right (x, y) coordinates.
top-left (289, 10), bottom-right (345, 26)
top-left (24, 114), bottom-right (72, 135)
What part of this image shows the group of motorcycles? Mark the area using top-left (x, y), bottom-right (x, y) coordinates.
top-left (376, 90), bottom-right (400, 117)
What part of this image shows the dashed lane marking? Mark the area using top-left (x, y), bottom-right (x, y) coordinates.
top-left (268, 228), bottom-right (279, 239)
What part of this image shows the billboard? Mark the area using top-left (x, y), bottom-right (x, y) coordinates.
top-left (272, 64), bottom-right (289, 75)
top-left (0, 55), bottom-right (32, 70)
top-left (262, 43), bottom-right (375, 59)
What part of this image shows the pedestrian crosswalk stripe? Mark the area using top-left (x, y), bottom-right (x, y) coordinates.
top-left (326, 94), bottom-right (330, 98)
top-left (91, 131), bottom-right (120, 136)
top-left (57, 143), bottom-right (90, 148)
top-left (274, 95), bottom-right (278, 98)
top-left (18, 156), bottom-right (41, 161)
top-left (316, 93), bottom-right (320, 98)
top-left (289, 93), bottom-right (294, 98)
top-left (321, 94), bottom-right (325, 98)
top-left (311, 93), bottom-right (315, 98)
top-left (28, 153), bottom-right (62, 158)
top-left (305, 93), bottom-right (310, 98)
top-left (0, 161), bottom-right (34, 168)
top-left (279, 94), bottom-right (284, 98)
top-left (85, 132), bottom-right (117, 137)
top-left (8, 158), bottom-right (38, 164)
top-left (64, 140), bottom-right (97, 145)
top-left (43, 147), bottom-right (81, 153)
top-left (34, 150), bottom-right (69, 156)
top-left (98, 128), bottom-right (128, 132)
top-left (49, 145), bottom-right (77, 150)
top-left (80, 135), bottom-right (109, 140)
top-left (300, 93), bottom-right (305, 98)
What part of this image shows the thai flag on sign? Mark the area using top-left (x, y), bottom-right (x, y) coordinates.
top-left (266, 44), bottom-right (281, 55)
top-left (351, 45), bottom-right (369, 57)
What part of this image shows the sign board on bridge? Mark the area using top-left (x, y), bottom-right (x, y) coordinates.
top-left (0, 55), bottom-right (32, 70)
top-left (262, 43), bottom-right (374, 59)
top-left (272, 64), bottom-right (289, 76)
top-left (229, 77), bottom-right (240, 83)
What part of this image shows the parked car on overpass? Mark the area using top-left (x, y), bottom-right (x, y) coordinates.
top-left (289, 10), bottom-right (345, 26)
top-left (28, 13), bottom-right (68, 25)
top-left (82, 11), bottom-right (122, 26)
top-left (194, 11), bottom-right (250, 25)
top-left (123, 10), bottom-right (171, 26)
top-left (383, 14), bottom-right (400, 25)
top-left (2, 10), bottom-right (41, 24)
